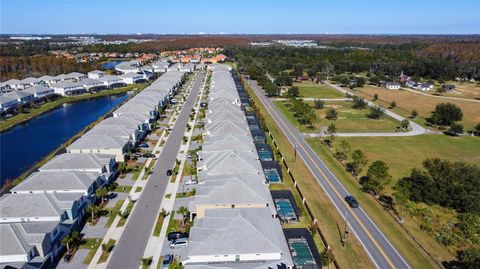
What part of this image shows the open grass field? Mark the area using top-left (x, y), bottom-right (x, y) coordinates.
top-left (330, 135), bottom-right (480, 182)
top-left (310, 101), bottom-right (400, 133)
top-left (444, 81), bottom-right (480, 99)
top-left (354, 85), bottom-right (480, 129)
top-left (295, 81), bottom-right (346, 99)
top-left (274, 99), bottom-right (400, 133)
top-left (306, 138), bottom-right (456, 266)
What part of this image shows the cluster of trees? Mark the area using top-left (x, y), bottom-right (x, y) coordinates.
top-left (0, 55), bottom-right (99, 81)
top-left (289, 99), bottom-right (317, 126)
top-left (395, 159), bottom-right (480, 267)
top-left (243, 64), bottom-right (280, 96)
top-left (428, 103), bottom-right (466, 135)
top-left (395, 158), bottom-right (480, 214)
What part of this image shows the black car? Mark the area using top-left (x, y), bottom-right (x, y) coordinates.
top-left (167, 231), bottom-right (189, 241)
top-left (143, 153), bottom-right (154, 158)
top-left (345, 195), bottom-right (359, 208)
top-left (166, 169), bottom-right (173, 176)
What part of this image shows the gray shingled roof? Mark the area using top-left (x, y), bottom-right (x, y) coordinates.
top-left (0, 193), bottom-right (63, 219)
top-left (11, 171), bottom-right (99, 193)
top-left (0, 224), bottom-right (33, 256)
top-left (39, 153), bottom-right (114, 172)
top-left (187, 208), bottom-right (284, 256)
top-left (67, 135), bottom-right (128, 150)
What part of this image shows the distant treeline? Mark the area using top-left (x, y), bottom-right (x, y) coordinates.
top-left (226, 43), bottom-right (480, 80)
top-left (0, 55), bottom-right (100, 81)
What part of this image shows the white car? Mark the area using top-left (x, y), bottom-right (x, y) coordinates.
top-left (184, 179), bottom-right (198, 185)
top-left (170, 238), bottom-right (188, 249)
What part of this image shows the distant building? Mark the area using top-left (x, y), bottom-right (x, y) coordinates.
top-left (87, 70), bottom-right (106, 79)
top-left (50, 81), bottom-right (86, 96)
top-left (441, 84), bottom-right (456, 91)
top-left (384, 82), bottom-right (401, 90)
top-left (398, 71), bottom-right (410, 83)
top-left (24, 85), bottom-right (56, 99)
top-left (418, 83), bottom-right (433, 91)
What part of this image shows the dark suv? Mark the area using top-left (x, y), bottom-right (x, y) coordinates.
top-left (345, 195), bottom-right (359, 208)
top-left (166, 169), bottom-right (173, 176)
top-left (167, 231), bottom-right (189, 241)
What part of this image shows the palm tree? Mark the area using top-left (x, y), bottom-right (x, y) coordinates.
top-left (61, 235), bottom-right (74, 252)
top-left (61, 231), bottom-right (81, 252)
top-left (177, 206), bottom-right (189, 227)
top-left (118, 162), bottom-right (127, 175)
top-left (86, 204), bottom-right (101, 222)
top-left (95, 187), bottom-right (109, 203)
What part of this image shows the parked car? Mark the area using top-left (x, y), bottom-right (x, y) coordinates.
top-left (167, 231), bottom-right (189, 241)
top-left (170, 238), bottom-right (188, 249)
top-left (63, 250), bottom-right (73, 263)
top-left (133, 153), bottom-right (142, 158)
top-left (184, 179), bottom-right (198, 185)
top-left (162, 254), bottom-right (173, 269)
top-left (166, 169), bottom-right (173, 176)
top-left (345, 195), bottom-right (359, 208)
top-left (143, 153), bottom-right (155, 158)
top-left (139, 143), bottom-right (149, 148)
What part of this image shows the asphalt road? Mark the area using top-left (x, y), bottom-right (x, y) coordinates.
top-left (246, 78), bottom-right (411, 269)
top-left (107, 71), bottom-right (205, 269)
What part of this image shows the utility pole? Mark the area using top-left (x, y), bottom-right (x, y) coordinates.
top-left (344, 209), bottom-right (349, 244)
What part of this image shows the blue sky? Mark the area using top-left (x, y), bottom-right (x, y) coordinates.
top-left (1, 0), bottom-right (479, 34)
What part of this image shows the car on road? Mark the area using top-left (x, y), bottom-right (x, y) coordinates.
top-left (166, 169), bottom-right (173, 176)
top-left (170, 238), bottom-right (188, 249)
top-left (139, 143), bottom-right (149, 148)
top-left (162, 254), bottom-right (173, 269)
top-left (167, 231), bottom-right (189, 241)
top-left (143, 153), bottom-right (155, 158)
top-left (345, 195), bottom-right (359, 208)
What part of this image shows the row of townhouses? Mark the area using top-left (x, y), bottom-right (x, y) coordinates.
top-left (0, 69), bottom-right (189, 269)
top-left (180, 64), bottom-right (294, 268)
top-left (0, 58), bottom-right (182, 112)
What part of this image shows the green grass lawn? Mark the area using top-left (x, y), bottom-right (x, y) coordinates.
top-left (105, 199), bottom-right (124, 228)
top-left (313, 101), bottom-right (400, 133)
top-left (329, 135), bottom-right (480, 183)
top-left (295, 82), bottom-right (346, 99)
top-left (98, 239), bottom-right (116, 263)
top-left (153, 213), bottom-right (166, 237)
top-left (117, 200), bottom-right (135, 227)
top-left (80, 238), bottom-right (102, 265)
top-left (275, 99), bottom-right (401, 133)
